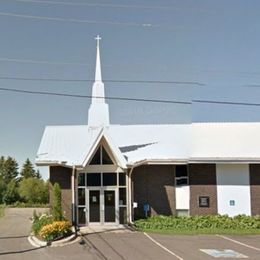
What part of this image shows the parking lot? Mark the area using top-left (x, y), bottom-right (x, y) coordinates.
top-left (0, 208), bottom-right (260, 259)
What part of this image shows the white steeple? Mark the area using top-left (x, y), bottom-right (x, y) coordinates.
top-left (88, 35), bottom-right (110, 126)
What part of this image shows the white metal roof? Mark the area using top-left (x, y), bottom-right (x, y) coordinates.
top-left (36, 122), bottom-right (260, 167)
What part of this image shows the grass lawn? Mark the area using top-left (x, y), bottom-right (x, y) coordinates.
top-left (138, 227), bottom-right (260, 235)
top-left (0, 204), bottom-right (5, 218)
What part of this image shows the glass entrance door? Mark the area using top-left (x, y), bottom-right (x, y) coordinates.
top-left (104, 190), bottom-right (116, 222)
top-left (89, 190), bottom-right (100, 222)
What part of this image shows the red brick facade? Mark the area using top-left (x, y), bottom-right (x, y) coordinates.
top-left (132, 165), bottom-right (175, 219)
top-left (249, 164), bottom-right (260, 215)
top-left (49, 166), bottom-right (72, 221)
top-left (189, 164), bottom-right (218, 215)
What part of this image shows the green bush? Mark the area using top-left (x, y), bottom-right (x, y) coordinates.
top-left (32, 212), bottom-right (54, 235)
top-left (134, 215), bottom-right (260, 231)
top-left (18, 178), bottom-right (49, 204)
top-left (52, 183), bottom-right (63, 221)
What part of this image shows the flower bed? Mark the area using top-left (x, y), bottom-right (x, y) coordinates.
top-left (32, 211), bottom-right (72, 242)
top-left (39, 221), bottom-right (72, 242)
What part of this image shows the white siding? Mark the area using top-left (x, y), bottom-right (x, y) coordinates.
top-left (216, 164), bottom-right (251, 216)
top-left (176, 186), bottom-right (190, 210)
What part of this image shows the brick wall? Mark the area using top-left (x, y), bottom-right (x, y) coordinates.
top-left (249, 164), bottom-right (260, 215)
top-left (132, 165), bottom-right (175, 219)
top-left (189, 164), bottom-right (218, 215)
top-left (49, 166), bottom-right (72, 221)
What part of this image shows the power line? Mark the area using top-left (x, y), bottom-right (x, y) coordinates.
top-left (1, 87), bottom-right (260, 107)
top-left (0, 57), bottom-right (88, 66)
top-left (0, 76), bottom-right (205, 86)
top-left (0, 11), bottom-right (155, 27)
top-left (193, 99), bottom-right (260, 107)
top-left (0, 87), bottom-right (191, 105)
top-left (15, 0), bottom-right (174, 10)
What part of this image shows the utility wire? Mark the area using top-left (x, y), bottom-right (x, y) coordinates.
top-left (0, 11), bottom-right (155, 27)
top-left (1, 87), bottom-right (260, 107)
top-left (0, 57), bottom-right (88, 66)
top-left (193, 99), bottom-right (260, 107)
top-left (0, 87), bottom-right (191, 105)
top-left (0, 76), bottom-right (205, 86)
top-left (15, 0), bottom-right (173, 10)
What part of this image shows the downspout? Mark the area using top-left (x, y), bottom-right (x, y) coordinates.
top-left (128, 166), bottom-right (135, 224)
top-left (71, 165), bottom-right (77, 236)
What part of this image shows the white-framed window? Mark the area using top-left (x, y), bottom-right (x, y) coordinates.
top-left (175, 165), bottom-right (188, 186)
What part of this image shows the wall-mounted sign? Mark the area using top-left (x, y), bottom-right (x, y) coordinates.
top-left (230, 200), bottom-right (235, 206)
top-left (199, 196), bottom-right (210, 207)
top-left (133, 202), bottom-right (138, 208)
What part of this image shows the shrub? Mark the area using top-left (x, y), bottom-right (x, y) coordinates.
top-left (32, 213), bottom-right (54, 235)
top-left (18, 178), bottom-right (49, 204)
top-left (134, 215), bottom-right (260, 231)
top-left (39, 221), bottom-right (72, 241)
top-left (52, 183), bottom-right (63, 221)
top-left (3, 180), bottom-right (19, 204)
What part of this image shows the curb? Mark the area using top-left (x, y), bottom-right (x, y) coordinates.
top-left (28, 233), bottom-right (79, 248)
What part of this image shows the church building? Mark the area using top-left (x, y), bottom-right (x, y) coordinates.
top-left (36, 36), bottom-right (260, 226)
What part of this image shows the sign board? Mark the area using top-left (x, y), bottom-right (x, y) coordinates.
top-left (143, 204), bottom-right (150, 212)
top-left (133, 202), bottom-right (138, 208)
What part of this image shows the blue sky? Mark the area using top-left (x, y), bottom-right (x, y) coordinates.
top-left (1, 0), bottom-right (260, 179)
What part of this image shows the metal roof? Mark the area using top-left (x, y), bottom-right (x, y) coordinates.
top-left (36, 122), bottom-right (260, 167)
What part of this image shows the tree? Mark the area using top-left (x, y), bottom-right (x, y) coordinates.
top-left (20, 158), bottom-right (41, 179)
top-left (0, 176), bottom-right (6, 203)
top-left (18, 178), bottom-right (49, 204)
top-left (0, 156), bottom-right (19, 184)
top-left (52, 183), bottom-right (63, 221)
top-left (3, 179), bottom-right (19, 204)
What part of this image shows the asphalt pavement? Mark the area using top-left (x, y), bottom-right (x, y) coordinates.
top-left (0, 208), bottom-right (260, 260)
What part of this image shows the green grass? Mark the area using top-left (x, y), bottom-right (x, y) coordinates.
top-left (138, 227), bottom-right (260, 235)
top-left (0, 204), bottom-right (5, 218)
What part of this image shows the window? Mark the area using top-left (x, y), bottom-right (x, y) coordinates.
top-left (119, 172), bottom-right (126, 186)
top-left (78, 188), bottom-right (85, 205)
top-left (87, 173), bottom-right (101, 186)
top-left (175, 165), bottom-right (188, 186)
top-left (78, 173), bottom-right (85, 186)
top-left (119, 188), bottom-right (126, 206)
top-left (102, 147), bottom-right (113, 164)
top-left (103, 172), bottom-right (117, 186)
top-left (89, 145), bottom-right (113, 165)
top-left (176, 210), bottom-right (189, 217)
top-left (90, 146), bottom-right (101, 165)
top-left (78, 207), bottom-right (86, 224)
top-left (199, 196), bottom-right (210, 207)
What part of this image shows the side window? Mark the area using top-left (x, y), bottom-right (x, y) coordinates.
top-left (175, 165), bottom-right (188, 186)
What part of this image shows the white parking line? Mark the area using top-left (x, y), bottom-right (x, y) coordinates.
top-left (216, 235), bottom-right (260, 252)
top-left (143, 232), bottom-right (184, 260)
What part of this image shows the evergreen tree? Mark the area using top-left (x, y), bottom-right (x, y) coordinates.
top-left (52, 183), bottom-right (63, 221)
top-left (0, 176), bottom-right (6, 203)
top-left (1, 157), bottom-right (19, 184)
top-left (0, 156), bottom-right (5, 176)
top-left (20, 158), bottom-right (41, 179)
